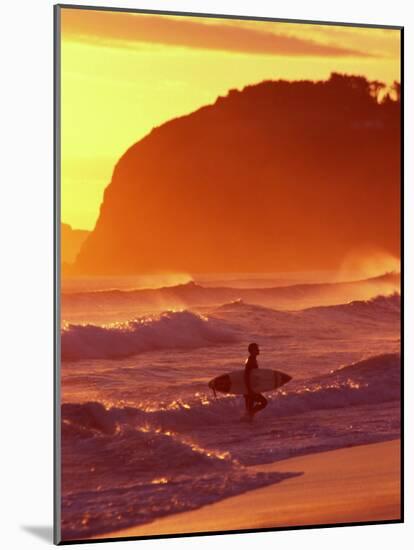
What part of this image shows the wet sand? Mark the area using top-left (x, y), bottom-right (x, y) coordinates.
top-left (94, 439), bottom-right (401, 539)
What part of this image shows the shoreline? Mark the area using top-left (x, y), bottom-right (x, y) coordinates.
top-left (91, 439), bottom-right (401, 540)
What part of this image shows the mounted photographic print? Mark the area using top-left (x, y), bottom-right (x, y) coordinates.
top-left (54, 4), bottom-right (403, 544)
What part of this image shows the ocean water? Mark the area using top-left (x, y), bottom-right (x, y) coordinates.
top-left (60, 279), bottom-right (401, 540)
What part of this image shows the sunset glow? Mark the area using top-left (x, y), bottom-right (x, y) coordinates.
top-left (60, 8), bottom-right (400, 230)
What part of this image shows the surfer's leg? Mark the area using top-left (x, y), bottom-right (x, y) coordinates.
top-left (258, 394), bottom-right (268, 411)
top-left (244, 394), bottom-right (254, 418)
top-left (252, 393), bottom-right (267, 414)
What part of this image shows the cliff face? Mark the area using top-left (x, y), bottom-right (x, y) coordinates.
top-left (75, 74), bottom-right (400, 275)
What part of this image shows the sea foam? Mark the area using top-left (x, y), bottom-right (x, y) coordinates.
top-left (61, 310), bottom-right (239, 361)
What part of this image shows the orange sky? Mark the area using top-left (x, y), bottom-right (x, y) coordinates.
top-left (60, 7), bottom-right (401, 230)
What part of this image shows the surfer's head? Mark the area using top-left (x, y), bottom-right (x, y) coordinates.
top-left (248, 342), bottom-right (260, 356)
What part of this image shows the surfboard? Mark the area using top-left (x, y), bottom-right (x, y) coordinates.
top-left (208, 369), bottom-right (292, 395)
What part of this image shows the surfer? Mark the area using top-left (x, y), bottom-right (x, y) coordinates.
top-left (244, 343), bottom-right (268, 421)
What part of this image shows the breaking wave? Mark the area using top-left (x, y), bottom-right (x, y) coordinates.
top-left (61, 310), bottom-right (239, 361)
top-left (61, 352), bottom-right (400, 538)
top-left (62, 353), bottom-right (400, 436)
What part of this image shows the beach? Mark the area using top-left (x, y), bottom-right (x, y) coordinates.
top-left (96, 439), bottom-right (401, 539)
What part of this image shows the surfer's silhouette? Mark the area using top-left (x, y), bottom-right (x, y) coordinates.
top-left (244, 343), bottom-right (267, 421)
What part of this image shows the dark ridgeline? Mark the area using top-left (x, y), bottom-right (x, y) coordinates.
top-left (74, 74), bottom-right (400, 275)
